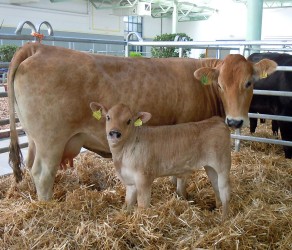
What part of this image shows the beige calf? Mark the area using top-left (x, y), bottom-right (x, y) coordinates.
top-left (90, 103), bottom-right (232, 220)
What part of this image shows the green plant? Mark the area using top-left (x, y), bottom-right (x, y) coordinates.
top-left (199, 52), bottom-right (206, 58)
top-left (129, 51), bottom-right (142, 57)
top-left (0, 44), bottom-right (18, 62)
top-left (151, 33), bottom-right (193, 58)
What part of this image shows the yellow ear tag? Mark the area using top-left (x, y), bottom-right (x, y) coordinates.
top-left (260, 71), bottom-right (268, 79)
top-left (93, 109), bottom-right (102, 120)
top-left (134, 118), bottom-right (143, 127)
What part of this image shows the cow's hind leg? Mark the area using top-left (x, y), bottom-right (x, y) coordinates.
top-left (26, 139), bottom-right (35, 170)
top-left (31, 145), bottom-right (63, 200)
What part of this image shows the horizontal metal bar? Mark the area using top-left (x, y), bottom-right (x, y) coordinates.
top-left (128, 40), bottom-right (292, 47)
top-left (253, 89), bottom-right (292, 97)
top-left (231, 134), bottom-right (292, 147)
top-left (0, 62), bottom-right (9, 67)
top-left (0, 142), bottom-right (28, 154)
top-left (0, 92), bottom-right (8, 97)
top-left (248, 113), bottom-right (292, 122)
top-left (0, 34), bottom-right (126, 45)
top-left (0, 118), bottom-right (20, 126)
top-left (276, 66), bottom-right (292, 71)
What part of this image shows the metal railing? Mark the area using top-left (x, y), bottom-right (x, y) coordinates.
top-left (1, 21), bottom-right (292, 154)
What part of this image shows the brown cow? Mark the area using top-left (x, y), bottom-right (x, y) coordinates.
top-left (90, 102), bottom-right (231, 220)
top-left (8, 42), bottom-right (277, 201)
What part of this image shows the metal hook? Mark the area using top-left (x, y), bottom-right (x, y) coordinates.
top-left (126, 32), bottom-right (143, 42)
top-left (37, 21), bottom-right (54, 36)
top-left (15, 21), bottom-right (37, 35)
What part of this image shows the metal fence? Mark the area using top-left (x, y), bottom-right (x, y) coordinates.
top-left (127, 39), bottom-right (292, 151)
top-left (1, 21), bottom-right (292, 155)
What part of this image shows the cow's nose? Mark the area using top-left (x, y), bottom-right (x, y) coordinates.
top-left (226, 118), bottom-right (243, 128)
top-left (109, 130), bottom-right (122, 138)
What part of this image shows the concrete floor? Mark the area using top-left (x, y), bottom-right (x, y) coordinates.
top-left (0, 135), bottom-right (28, 176)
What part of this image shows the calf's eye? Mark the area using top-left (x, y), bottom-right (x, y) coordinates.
top-left (106, 115), bottom-right (110, 121)
top-left (127, 119), bottom-right (131, 125)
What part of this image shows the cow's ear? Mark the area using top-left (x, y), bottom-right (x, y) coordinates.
top-left (90, 102), bottom-right (107, 120)
top-left (134, 112), bottom-right (152, 126)
top-left (194, 67), bottom-right (219, 86)
top-left (252, 59), bottom-right (277, 80)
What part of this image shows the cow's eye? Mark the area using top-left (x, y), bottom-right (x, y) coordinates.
top-left (217, 83), bottom-right (222, 90)
top-left (127, 119), bottom-right (131, 125)
top-left (106, 115), bottom-right (110, 121)
top-left (245, 81), bottom-right (252, 88)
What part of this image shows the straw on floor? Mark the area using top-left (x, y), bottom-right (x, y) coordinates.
top-left (0, 121), bottom-right (291, 249)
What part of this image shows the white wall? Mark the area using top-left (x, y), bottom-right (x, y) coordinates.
top-left (262, 7), bottom-right (292, 40)
top-left (143, 16), bottom-right (172, 39)
top-left (2, 0), bottom-right (292, 42)
top-left (0, 0), bottom-right (171, 38)
top-left (177, 0), bottom-right (247, 41)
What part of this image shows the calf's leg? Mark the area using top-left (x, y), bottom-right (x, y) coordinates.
top-left (124, 185), bottom-right (137, 210)
top-left (217, 172), bottom-right (231, 221)
top-left (176, 175), bottom-right (188, 199)
top-left (136, 176), bottom-right (153, 209)
top-left (204, 166), bottom-right (221, 208)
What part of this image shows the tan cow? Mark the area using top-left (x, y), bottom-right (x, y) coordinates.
top-left (8, 42), bottom-right (277, 201)
top-left (90, 102), bottom-right (231, 220)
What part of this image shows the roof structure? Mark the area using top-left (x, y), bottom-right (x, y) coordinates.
top-left (234, 0), bottom-right (292, 8)
top-left (11, 0), bottom-right (292, 22)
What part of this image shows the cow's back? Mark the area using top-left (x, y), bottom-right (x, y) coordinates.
top-left (13, 43), bottom-right (223, 153)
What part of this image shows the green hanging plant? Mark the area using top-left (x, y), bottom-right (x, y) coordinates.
top-left (151, 33), bottom-right (193, 58)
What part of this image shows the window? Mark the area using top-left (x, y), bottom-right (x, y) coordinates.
top-left (124, 16), bottom-right (143, 53)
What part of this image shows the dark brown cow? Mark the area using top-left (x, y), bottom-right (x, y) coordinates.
top-left (8, 42), bottom-right (277, 200)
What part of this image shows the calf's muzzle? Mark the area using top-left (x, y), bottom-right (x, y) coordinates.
top-left (109, 130), bottom-right (122, 139)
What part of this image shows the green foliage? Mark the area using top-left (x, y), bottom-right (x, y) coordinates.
top-left (151, 33), bottom-right (193, 58)
top-left (0, 45), bottom-right (18, 62)
top-left (129, 51), bottom-right (142, 57)
top-left (199, 52), bottom-right (206, 58)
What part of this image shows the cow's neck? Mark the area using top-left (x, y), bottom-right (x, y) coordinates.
top-left (203, 83), bottom-right (225, 119)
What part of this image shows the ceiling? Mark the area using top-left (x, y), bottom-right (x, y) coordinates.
top-left (14, 0), bottom-right (292, 22)
top-left (234, 0), bottom-right (292, 8)
top-left (83, 0), bottom-right (292, 21)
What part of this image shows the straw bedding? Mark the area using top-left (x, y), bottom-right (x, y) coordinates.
top-left (0, 121), bottom-right (291, 249)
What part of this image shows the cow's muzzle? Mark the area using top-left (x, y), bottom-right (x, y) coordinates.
top-left (226, 118), bottom-right (243, 129)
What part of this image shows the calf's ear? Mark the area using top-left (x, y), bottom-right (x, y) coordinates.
top-left (90, 102), bottom-right (107, 120)
top-left (194, 67), bottom-right (219, 86)
top-left (134, 112), bottom-right (152, 126)
top-left (252, 59), bottom-right (277, 80)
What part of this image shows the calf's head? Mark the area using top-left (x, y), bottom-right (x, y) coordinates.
top-left (90, 102), bottom-right (151, 147)
top-left (194, 54), bottom-right (277, 128)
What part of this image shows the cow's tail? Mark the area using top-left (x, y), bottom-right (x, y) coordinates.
top-left (8, 42), bottom-right (38, 182)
